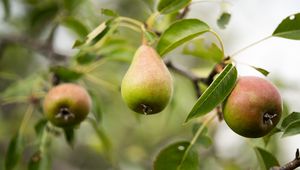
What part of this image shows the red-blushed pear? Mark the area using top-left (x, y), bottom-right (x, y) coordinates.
top-left (43, 83), bottom-right (92, 128)
top-left (223, 76), bottom-right (282, 138)
top-left (121, 45), bottom-right (173, 114)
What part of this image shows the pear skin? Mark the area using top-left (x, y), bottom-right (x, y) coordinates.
top-left (43, 83), bottom-right (92, 127)
top-left (223, 76), bottom-right (282, 138)
top-left (121, 45), bottom-right (173, 114)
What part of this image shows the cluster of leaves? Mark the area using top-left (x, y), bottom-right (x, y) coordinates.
top-left (1, 0), bottom-right (300, 170)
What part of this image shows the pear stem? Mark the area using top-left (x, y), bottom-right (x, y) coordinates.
top-left (117, 16), bottom-right (150, 45)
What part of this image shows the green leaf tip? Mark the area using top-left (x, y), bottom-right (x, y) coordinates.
top-left (157, 18), bottom-right (210, 56)
top-left (273, 13), bottom-right (300, 40)
top-left (254, 147), bottom-right (279, 170)
top-left (185, 63), bottom-right (237, 123)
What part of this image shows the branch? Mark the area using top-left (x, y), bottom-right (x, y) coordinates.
top-left (46, 24), bottom-right (59, 50)
top-left (165, 60), bottom-right (203, 98)
top-left (165, 59), bottom-right (224, 98)
top-left (203, 62), bottom-right (227, 85)
top-left (0, 35), bottom-right (68, 62)
top-left (177, 5), bottom-right (190, 19)
top-left (271, 149), bottom-right (300, 170)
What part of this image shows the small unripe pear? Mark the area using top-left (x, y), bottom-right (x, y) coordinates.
top-left (43, 83), bottom-right (91, 127)
top-left (121, 45), bottom-right (173, 114)
top-left (223, 76), bottom-right (282, 138)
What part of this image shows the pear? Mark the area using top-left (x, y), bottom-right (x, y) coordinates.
top-left (43, 83), bottom-right (92, 128)
top-left (121, 45), bottom-right (173, 114)
top-left (223, 76), bottom-right (282, 138)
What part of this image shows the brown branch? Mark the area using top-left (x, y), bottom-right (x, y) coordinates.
top-left (46, 24), bottom-right (59, 50)
top-left (271, 149), bottom-right (300, 170)
top-left (216, 105), bottom-right (223, 121)
top-left (177, 6), bottom-right (190, 19)
top-left (0, 35), bottom-right (68, 62)
top-left (165, 59), bottom-right (224, 98)
top-left (203, 62), bottom-right (227, 85)
top-left (165, 60), bottom-right (204, 98)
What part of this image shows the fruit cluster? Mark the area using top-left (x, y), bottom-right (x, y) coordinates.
top-left (43, 45), bottom-right (282, 138)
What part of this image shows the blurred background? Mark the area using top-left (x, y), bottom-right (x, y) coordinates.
top-left (0, 0), bottom-right (300, 169)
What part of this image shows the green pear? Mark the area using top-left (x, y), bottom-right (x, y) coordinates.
top-left (121, 45), bottom-right (173, 114)
top-left (223, 76), bottom-right (282, 138)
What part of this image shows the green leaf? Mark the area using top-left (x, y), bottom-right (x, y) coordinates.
top-left (107, 49), bottom-right (135, 62)
top-left (97, 37), bottom-right (134, 56)
top-left (254, 147), bottom-right (279, 170)
top-left (73, 19), bottom-right (118, 49)
top-left (63, 0), bottom-right (83, 12)
top-left (157, 19), bottom-right (210, 56)
top-left (50, 66), bottom-right (83, 82)
top-left (73, 40), bottom-right (85, 48)
top-left (192, 123), bottom-right (208, 135)
top-left (1, 74), bottom-right (44, 102)
top-left (217, 12), bottom-right (231, 29)
top-left (157, 0), bottom-right (191, 14)
top-left (281, 112), bottom-right (300, 129)
top-left (62, 17), bottom-right (89, 38)
top-left (252, 66), bottom-right (269, 76)
top-left (5, 133), bottom-right (23, 170)
top-left (185, 64), bottom-right (237, 123)
top-left (101, 8), bottom-right (119, 17)
top-left (94, 37), bottom-right (135, 62)
top-left (196, 135), bottom-right (212, 148)
top-left (75, 52), bottom-right (99, 64)
top-left (1, 0), bottom-right (10, 19)
top-left (63, 128), bottom-right (75, 148)
top-left (273, 13), bottom-right (300, 40)
top-left (29, 2), bottom-right (60, 32)
top-left (183, 39), bottom-right (223, 63)
top-left (282, 119), bottom-right (300, 137)
top-left (73, 21), bottom-right (109, 48)
top-left (153, 141), bottom-right (199, 170)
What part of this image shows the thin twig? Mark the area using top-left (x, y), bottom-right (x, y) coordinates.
top-left (216, 105), bottom-right (223, 121)
top-left (164, 60), bottom-right (203, 82)
top-left (164, 60), bottom-right (205, 98)
top-left (0, 35), bottom-right (68, 61)
top-left (165, 59), bottom-right (226, 98)
top-left (177, 5), bottom-right (190, 19)
top-left (203, 62), bottom-right (227, 85)
top-left (46, 24), bottom-right (59, 50)
top-left (271, 149), bottom-right (300, 170)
